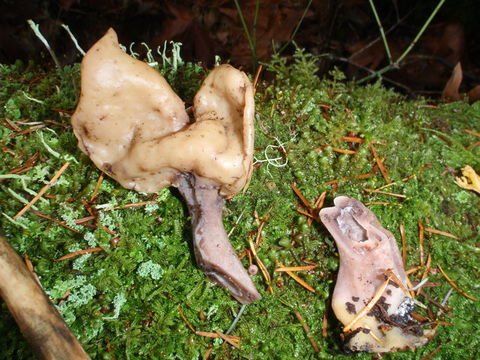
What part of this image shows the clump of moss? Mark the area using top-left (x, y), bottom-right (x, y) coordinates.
top-left (1, 48), bottom-right (479, 359)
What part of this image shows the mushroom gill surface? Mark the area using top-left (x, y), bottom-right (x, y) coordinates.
top-left (319, 196), bottom-right (434, 352)
top-left (71, 28), bottom-right (260, 304)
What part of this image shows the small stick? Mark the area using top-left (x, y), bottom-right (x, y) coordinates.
top-left (0, 235), bottom-right (90, 359)
top-left (425, 228), bottom-right (460, 240)
top-left (295, 311), bottom-right (320, 353)
top-left (437, 265), bottom-right (477, 301)
top-left (14, 162), bottom-right (70, 219)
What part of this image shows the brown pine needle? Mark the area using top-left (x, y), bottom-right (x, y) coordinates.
top-left (106, 200), bottom-right (160, 211)
top-left (295, 208), bottom-right (315, 219)
top-left (322, 312), bottom-right (328, 337)
top-left (343, 276), bottom-right (390, 332)
top-left (464, 129), bottom-right (480, 137)
top-left (365, 201), bottom-right (391, 205)
top-left (215, 331), bottom-right (240, 348)
top-left (437, 265), bottom-right (477, 301)
top-left (14, 162), bottom-right (70, 219)
top-left (196, 331), bottom-right (240, 348)
top-left (178, 307), bottom-right (196, 333)
top-left (32, 211), bottom-right (81, 234)
top-left (342, 136), bottom-right (365, 143)
top-left (275, 265), bottom-right (317, 272)
top-left (425, 228), bottom-right (460, 240)
top-left (417, 254), bottom-right (432, 296)
top-left (291, 182), bottom-right (313, 210)
top-left (295, 311), bottom-right (320, 353)
top-left (369, 143), bottom-right (391, 183)
top-left (400, 224), bottom-right (407, 268)
top-left (385, 269), bottom-right (411, 298)
top-left (90, 172), bottom-right (104, 202)
top-left (203, 345), bottom-right (213, 360)
top-left (421, 343), bottom-right (447, 360)
top-left (322, 172), bottom-right (376, 186)
top-left (74, 215), bottom-right (96, 224)
top-left (252, 64), bottom-right (263, 94)
top-left (418, 220), bottom-right (425, 266)
top-left (374, 182), bottom-right (396, 191)
top-left (332, 147), bottom-right (358, 154)
top-left (248, 236), bottom-right (273, 293)
top-left (406, 266), bottom-right (422, 275)
top-left (277, 262), bottom-right (315, 293)
top-left (314, 191), bottom-right (327, 209)
top-left (402, 174), bottom-right (416, 182)
top-left (364, 188), bottom-right (406, 198)
top-left (55, 247), bottom-right (103, 261)
top-left (405, 276), bottom-right (416, 299)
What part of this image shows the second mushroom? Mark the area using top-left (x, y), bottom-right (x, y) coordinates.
top-left (71, 29), bottom-right (260, 304)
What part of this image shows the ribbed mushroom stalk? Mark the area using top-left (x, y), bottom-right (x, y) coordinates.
top-left (319, 197), bottom-right (434, 352)
top-left (71, 29), bottom-right (260, 303)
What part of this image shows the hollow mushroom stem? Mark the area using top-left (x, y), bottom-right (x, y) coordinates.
top-left (177, 173), bottom-right (261, 304)
top-left (0, 235), bottom-right (90, 360)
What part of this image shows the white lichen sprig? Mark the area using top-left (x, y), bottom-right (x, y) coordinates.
top-left (27, 19), bottom-right (60, 68)
top-left (253, 136), bottom-right (289, 177)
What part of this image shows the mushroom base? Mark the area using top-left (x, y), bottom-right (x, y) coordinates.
top-left (176, 173), bottom-right (261, 304)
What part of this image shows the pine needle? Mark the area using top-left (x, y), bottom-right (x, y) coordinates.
top-left (437, 265), bottom-right (477, 301)
top-left (14, 162), bottom-right (70, 219)
top-left (343, 276), bottom-right (390, 332)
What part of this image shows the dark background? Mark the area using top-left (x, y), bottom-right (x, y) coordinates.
top-left (1, 0), bottom-right (479, 96)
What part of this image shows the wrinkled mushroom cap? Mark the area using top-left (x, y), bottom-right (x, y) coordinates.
top-left (72, 28), bottom-right (254, 197)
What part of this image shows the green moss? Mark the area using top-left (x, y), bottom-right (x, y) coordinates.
top-left (1, 50), bottom-right (479, 359)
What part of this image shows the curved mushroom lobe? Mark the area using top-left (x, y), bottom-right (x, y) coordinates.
top-left (320, 196), bottom-right (434, 352)
top-left (71, 28), bottom-right (260, 304)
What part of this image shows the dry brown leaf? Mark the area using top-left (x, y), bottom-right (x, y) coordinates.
top-left (467, 85), bottom-right (480, 103)
top-left (441, 62), bottom-right (463, 100)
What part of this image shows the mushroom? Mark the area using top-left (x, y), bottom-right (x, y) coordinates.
top-left (71, 29), bottom-right (260, 304)
top-left (0, 235), bottom-right (90, 359)
top-left (319, 196), bottom-right (434, 352)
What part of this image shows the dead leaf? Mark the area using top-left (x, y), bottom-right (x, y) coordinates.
top-left (467, 85), bottom-right (480, 103)
top-left (441, 62), bottom-right (463, 100)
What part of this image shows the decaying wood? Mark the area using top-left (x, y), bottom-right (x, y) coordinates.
top-left (0, 235), bottom-right (90, 360)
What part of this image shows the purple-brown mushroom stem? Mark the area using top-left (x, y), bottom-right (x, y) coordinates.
top-left (177, 173), bottom-right (260, 303)
top-left (71, 28), bottom-right (260, 303)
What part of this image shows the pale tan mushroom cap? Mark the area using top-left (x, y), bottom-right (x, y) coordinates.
top-left (72, 28), bottom-right (254, 196)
